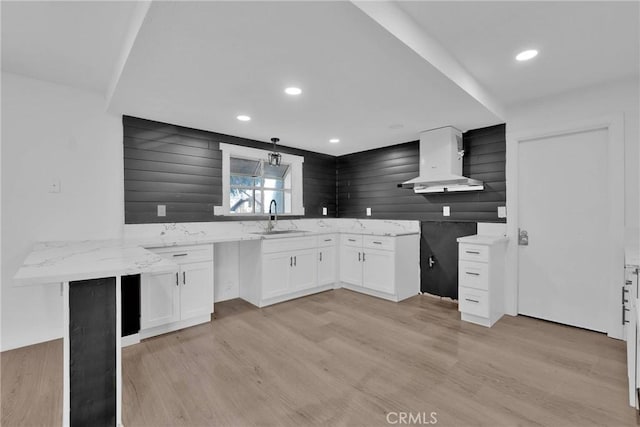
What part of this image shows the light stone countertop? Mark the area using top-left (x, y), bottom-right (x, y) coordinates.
top-left (14, 228), bottom-right (419, 285)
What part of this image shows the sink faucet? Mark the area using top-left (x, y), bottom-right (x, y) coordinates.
top-left (267, 199), bottom-right (277, 232)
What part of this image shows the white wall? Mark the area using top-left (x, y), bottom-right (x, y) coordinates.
top-left (1, 73), bottom-right (124, 351)
top-left (503, 76), bottom-right (639, 318)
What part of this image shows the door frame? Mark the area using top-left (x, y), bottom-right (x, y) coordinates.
top-left (505, 114), bottom-right (624, 338)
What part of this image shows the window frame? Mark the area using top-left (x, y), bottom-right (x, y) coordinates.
top-left (220, 142), bottom-right (304, 216)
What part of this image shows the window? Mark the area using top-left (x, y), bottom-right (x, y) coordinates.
top-left (220, 143), bottom-right (304, 215)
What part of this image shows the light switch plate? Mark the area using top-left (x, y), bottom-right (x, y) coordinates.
top-left (157, 205), bottom-right (166, 217)
top-left (366, 207), bottom-right (372, 216)
top-left (498, 206), bottom-right (507, 218)
top-left (322, 207), bottom-right (327, 216)
top-left (443, 206), bottom-right (450, 216)
top-left (48, 178), bottom-right (61, 193)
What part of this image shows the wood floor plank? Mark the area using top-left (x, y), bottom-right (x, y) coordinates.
top-left (1, 289), bottom-right (637, 426)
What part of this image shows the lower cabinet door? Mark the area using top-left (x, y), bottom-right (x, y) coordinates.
top-left (141, 270), bottom-right (180, 330)
top-left (262, 252), bottom-right (292, 299)
top-left (180, 261), bottom-right (214, 320)
top-left (362, 249), bottom-right (395, 294)
top-left (340, 246), bottom-right (363, 286)
top-left (290, 248), bottom-right (318, 291)
top-left (318, 245), bottom-right (337, 286)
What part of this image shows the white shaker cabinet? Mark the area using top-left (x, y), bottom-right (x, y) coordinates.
top-left (456, 236), bottom-right (507, 327)
top-left (317, 235), bottom-right (338, 287)
top-left (141, 244), bottom-right (214, 338)
top-left (240, 236), bottom-right (333, 307)
top-left (339, 233), bottom-right (419, 302)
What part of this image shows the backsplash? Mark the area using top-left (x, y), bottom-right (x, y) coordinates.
top-left (123, 116), bottom-right (336, 224)
top-left (336, 124), bottom-right (506, 223)
top-left (123, 218), bottom-right (420, 241)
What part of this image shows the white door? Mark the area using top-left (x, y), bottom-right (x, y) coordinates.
top-left (363, 249), bottom-right (395, 294)
top-left (180, 261), bottom-right (214, 320)
top-left (340, 246), bottom-right (362, 286)
top-left (141, 270), bottom-right (180, 329)
top-left (290, 248), bottom-right (318, 291)
top-left (318, 245), bottom-right (337, 286)
top-left (517, 127), bottom-right (609, 332)
top-left (262, 252), bottom-right (292, 299)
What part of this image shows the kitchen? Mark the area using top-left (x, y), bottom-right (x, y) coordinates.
top-left (1, 1), bottom-right (639, 426)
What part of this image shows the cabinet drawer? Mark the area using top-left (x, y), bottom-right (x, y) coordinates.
top-left (459, 261), bottom-right (489, 290)
top-left (317, 234), bottom-right (337, 248)
top-left (148, 244), bottom-right (213, 263)
top-left (363, 235), bottom-right (395, 251)
top-left (262, 236), bottom-right (317, 254)
top-left (341, 234), bottom-right (363, 248)
top-left (459, 287), bottom-right (489, 317)
top-left (459, 244), bottom-right (489, 263)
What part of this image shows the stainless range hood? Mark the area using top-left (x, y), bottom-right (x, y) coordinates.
top-left (401, 126), bottom-right (483, 193)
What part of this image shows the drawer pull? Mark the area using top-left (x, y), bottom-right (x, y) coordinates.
top-left (626, 280), bottom-right (633, 285)
top-left (373, 241), bottom-right (382, 245)
top-left (465, 298), bottom-right (480, 303)
top-left (348, 238), bottom-right (356, 242)
top-left (324, 239), bottom-right (332, 242)
top-left (465, 251), bottom-right (480, 255)
top-left (465, 272), bottom-right (480, 276)
top-left (172, 253), bottom-right (188, 257)
top-left (623, 287), bottom-right (630, 304)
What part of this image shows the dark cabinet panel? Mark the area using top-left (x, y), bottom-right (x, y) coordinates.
top-left (420, 221), bottom-right (477, 299)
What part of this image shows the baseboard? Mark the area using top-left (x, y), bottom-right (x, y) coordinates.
top-left (121, 333), bottom-right (140, 348)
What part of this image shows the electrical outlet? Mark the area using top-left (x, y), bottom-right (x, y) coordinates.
top-left (322, 207), bottom-right (327, 216)
top-left (443, 206), bottom-right (450, 216)
top-left (213, 205), bottom-right (223, 215)
top-left (366, 207), bottom-right (372, 216)
top-left (498, 206), bottom-right (507, 218)
top-left (157, 205), bottom-right (166, 217)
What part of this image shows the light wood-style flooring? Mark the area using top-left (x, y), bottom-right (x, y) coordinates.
top-left (2, 289), bottom-right (637, 426)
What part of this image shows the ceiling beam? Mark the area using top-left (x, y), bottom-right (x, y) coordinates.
top-left (351, 0), bottom-right (506, 120)
top-left (104, 1), bottom-right (152, 110)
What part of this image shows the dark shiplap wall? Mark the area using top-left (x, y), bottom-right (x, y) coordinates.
top-left (336, 124), bottom-right (506, 223)
top-left (124, 116), bottom-right (336, 224)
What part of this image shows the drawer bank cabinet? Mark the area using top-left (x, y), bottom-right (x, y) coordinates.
top-left (140, 244), bottom-right (214, 339)
top-left (457, 238), bottom-right (507, 327)
top-left (339, 233), bottom-right (420, 302)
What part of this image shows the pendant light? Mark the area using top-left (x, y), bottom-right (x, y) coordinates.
top-left (268, 137), bottom-right (281, 166)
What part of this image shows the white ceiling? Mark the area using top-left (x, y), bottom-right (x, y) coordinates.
top-left (1, 1), bottom-right (138, 95)
top-left (108, 1), bottom-right (499, 155)
top-left (397, 1), bottom-right (639, 107)
top-left (2, 1), bottom-right (638, 155)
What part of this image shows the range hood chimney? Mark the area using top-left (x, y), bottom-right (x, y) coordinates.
top-left (401, 126), bottom-right (483, 193)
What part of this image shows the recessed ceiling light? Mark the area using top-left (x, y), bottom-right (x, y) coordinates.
top-left (285, 87), bottom-right (302, 95)
top-left (516, 49), bottom-right (538, 61)
top-left (236, 115), bottom-right (251, 121)
top-left (329, 138), bottom-right (340, 144)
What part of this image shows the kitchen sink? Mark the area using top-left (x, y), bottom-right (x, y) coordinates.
top-left (250, 230), bottom-right (308, 235)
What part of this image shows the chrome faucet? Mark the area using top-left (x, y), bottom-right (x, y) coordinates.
top-left (267, 199), bottom-right (277, 232)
